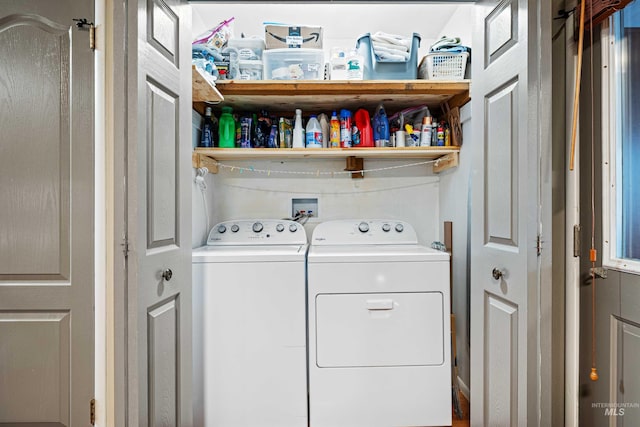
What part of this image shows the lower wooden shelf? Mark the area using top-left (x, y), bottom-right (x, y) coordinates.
top-left (192, 146), bottom-right (460, 177)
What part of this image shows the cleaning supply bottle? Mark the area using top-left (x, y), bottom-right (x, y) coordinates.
top-left (420, 114), bottom-right (433, 147)
top-left (218, 106), bottom-right (235, 148)
top-left (373, 104), bottom-right (390, 147)
top-left (305, 115), bottom-right (323, 148)
top-left (340, 109), bottom-right (352, 148)
top-left (292, 109), bottom-right (304, 148)
top-left (329, 111), bottom-right (340, 148)
top-left (318, 113), bottom-right (329, 148)
top-left (354, 108), bottom-right (374, 147)
top-left (346, 49), bottom-right (364, 80)
top-left (436, 122), bottom-right (445, 146)
top-left (200, 106), bottom-right (215, 147)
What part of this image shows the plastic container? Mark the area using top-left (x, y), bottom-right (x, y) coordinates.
top-left (292, 109), bottom-right (304, 148)
top-left (227, 37), bottom-right (265, 61)
top-left (421, 51), bottom-right (469, 80)
top-left (200, 106), bottom-right (215, 147)
top-left (238, 60), bottom-right (263, 80)
top-left (329, 112), bottom-right (340, 148)
top-left (372, 104), bottom-right (390, 147)
top-left (354, 109), bottom-right (373, 147)
top-left (305, 115), bottom-right (323, 148)
top-left (356, 33), bottom-right (421, 80)
top-left (218, 106), bottom-right (235, 148)
top-left (339, 109), bottom-right (352, 148)
top-left (263, 48), bottom-right (324, 80)
top-left (346, 50), bottom-right (364, 80)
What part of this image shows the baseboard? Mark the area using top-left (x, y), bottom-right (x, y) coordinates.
top-left (457, 376), bottom-right (470, 401)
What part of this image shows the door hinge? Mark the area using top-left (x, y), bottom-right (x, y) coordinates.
top-left (90, 398), bottom-right (96, 425)
top-left (573, 224), bottom-right (581, 257)
top-left (122, 236), bottom-right (130, 259)
top-left (536, 234), bottom-right (542, 256)
top-left (73, 18), bottom-right (95, 51)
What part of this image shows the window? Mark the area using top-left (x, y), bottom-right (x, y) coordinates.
top-left (604, 0), bottom-right (640, 272)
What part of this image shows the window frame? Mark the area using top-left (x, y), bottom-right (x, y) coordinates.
top-left (602, 12), bottom-right (640, 274)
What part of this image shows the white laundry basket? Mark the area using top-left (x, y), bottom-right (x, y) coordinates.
top-left (421, 52), bottom-right (469, 80)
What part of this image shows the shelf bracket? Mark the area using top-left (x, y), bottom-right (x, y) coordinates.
top-left (345, 156), bottom-right (364, 179)
top-left (433, 152), bottom-right (459, 174)
top-left (192, 152), bottom-right (219, 174)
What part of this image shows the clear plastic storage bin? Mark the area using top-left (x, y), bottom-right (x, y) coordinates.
top-left (263, 48), bottom-right (324, 80)
top-left (355, 33), bottom-right (421, 80)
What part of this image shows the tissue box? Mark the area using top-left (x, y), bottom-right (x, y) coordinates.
top-left (264, 25), bottom-right (323, 49)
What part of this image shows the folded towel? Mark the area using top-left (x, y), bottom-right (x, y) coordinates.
top-left (372, 41), bottom-right (409, 53)
top-left (370, 31), bottom-right (412, 49)
top-left (430, 36), bottom-right (461, 52)
top-left (372, 43), bottom-right (410, 61)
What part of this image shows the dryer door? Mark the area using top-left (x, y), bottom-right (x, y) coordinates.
top-left (315, 292), bottom-right (444, 368)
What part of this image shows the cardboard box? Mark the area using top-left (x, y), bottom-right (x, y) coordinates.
top-left (264, 25), bottom-right (323, 49)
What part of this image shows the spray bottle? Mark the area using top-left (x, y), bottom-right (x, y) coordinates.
top-left (292, 109), bottom-right (304, 148)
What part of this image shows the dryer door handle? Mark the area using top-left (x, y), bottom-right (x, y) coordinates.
top-left (366, 299), bottom-right (394, 310)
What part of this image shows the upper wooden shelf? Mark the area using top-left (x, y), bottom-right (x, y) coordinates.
top-left (192, 79), bottom-right (470, 115)
top-left (192, 66), bottom-right (224, 106)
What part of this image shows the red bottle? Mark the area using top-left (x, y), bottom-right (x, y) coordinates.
top-left (354, 108), bottom-right (374, 147)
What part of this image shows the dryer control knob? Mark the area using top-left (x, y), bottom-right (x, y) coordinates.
top-left (231, 224), bottom-right (239, 233)
top-left (358, 222), bottom-right (370, 233)
top-left (289, 223), bottom-right (298, 232)
top-left (395, 223), bottom-right (404, 233)
top-left (382, 223), bottom-right (391, 232)
top-left (217, 225), bottom-right (227, 234)
top-left (276, 223), bottom-right (285, 232)
top-left (252, 222), bottom-right (264, 233)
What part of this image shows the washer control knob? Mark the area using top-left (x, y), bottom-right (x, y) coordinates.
top-left (382, 223), bottom-right (391, 232)
top-left (395, 223), bottom-right (404, 233)
top-left (252, 222), bottom-right (264, 233)
top-left (358, 222), bottom-right (370, 233)
top-left (289, 223), bottom-right (298, 232)
top-left (230, 224), bottom-right (239, 233)
top-left (217, 225), bottom-right (227, 234)
top-left (276, 223), bottom-right (285, 232)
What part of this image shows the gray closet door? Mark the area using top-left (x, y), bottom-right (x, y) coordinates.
top-left (0, 0), bottom-right (94, 425)
top-left (126, 0), bottom-right (192, 425)
top-left (470, 0), bottom-right (552, 426)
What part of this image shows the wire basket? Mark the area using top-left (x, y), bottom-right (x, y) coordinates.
top-left (424, 52), bottom-right (468, 80)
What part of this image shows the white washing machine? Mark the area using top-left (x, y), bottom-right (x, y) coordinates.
top-left (192, 219), bottom-right (308, 427)
top-left (307, 219), bottom-right (451, 427)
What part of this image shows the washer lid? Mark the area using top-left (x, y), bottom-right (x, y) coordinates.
top-left (192, 244), bottom-right (308, 263)
top-left (307, 244), bottom-right (449, 263)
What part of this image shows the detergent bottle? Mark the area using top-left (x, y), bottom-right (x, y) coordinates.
top-left (305, 115), bottom-right (323, 148)
top-left (373, 104), bottom-right (390, 147)
top-left (354, 108), bottom-right (374, 147)
top-left (329, 111), bottom-right (340, 148)
top-left (218, 106), bottom-right (235, 148)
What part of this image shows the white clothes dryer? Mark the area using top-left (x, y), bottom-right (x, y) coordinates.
top-left (192, 219), bottom-right (308, 427)
top-left (307, 219), bottom-right (451, 427)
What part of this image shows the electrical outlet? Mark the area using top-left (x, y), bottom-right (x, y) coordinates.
top-left (292, 198), bottom-right (318, 218)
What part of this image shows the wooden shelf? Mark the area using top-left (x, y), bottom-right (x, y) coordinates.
top-left (192, 147), bottom-right (460, 175)
top-left (191, 76), bottom-right (468, 176)
top-left (193, 79), bottom-right (470, 115)
top-left (192, 66), bottom-right (223, 113)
